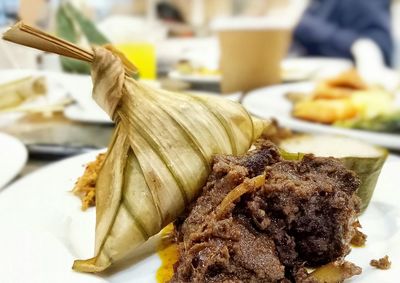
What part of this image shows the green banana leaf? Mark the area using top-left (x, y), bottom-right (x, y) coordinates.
top-left (335, 111), bottom-right (400, 134)
top-left (279, 136), bottom-right (387, 213)
top-left (55, 2), bottom-right (109, 74)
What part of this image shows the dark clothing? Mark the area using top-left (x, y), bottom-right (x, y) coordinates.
top-left (294, 0), bottom-right (393, 66)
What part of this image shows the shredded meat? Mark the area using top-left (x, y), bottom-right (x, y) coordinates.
top-left (171, 141), bottom-right (361, 283)
top-left (350, 221), bottom-right (367, 247)
top-left (370, 255), bottom-right (391, 270)
top-left (261, 119), bottom-right (293, 144)
top-left (73, 153), bottom-right (105, 210)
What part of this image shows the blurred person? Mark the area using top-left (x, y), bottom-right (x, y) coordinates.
top-left (294, 0), bottom-right (393, 66)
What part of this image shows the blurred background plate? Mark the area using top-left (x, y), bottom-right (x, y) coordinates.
top-left (0, 132), bottom-right (27, 189)
top-left (242, 82), bottom-right (400, 150)
top-left (0, 69), bottom-right (71, 127)
top-left (61, 77), bottom-right (160, 124)
top-left (168, 57), bottom-right (353, 85)
top-left (168, 70), bottom-right (220, 84)
top-left (63, 89), bottom-right (240, 124)
top-left (64, 104), bottom-right (112, 124)
top-left (281, 57), bottom-right (353, 82)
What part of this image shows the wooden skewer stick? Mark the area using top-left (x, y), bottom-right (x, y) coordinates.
top-left (2, 21), bottom-right (94, 63)
top-left (2, 21), bottom-right (138, 75)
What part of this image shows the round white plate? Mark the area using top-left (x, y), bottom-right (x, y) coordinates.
top-left (168, 70), bottom-right (220, 84)
top-left (0, 150), bottom-right (399, 282)
top-left (243, 82), bottom-right (400, 150)
top-left (64, 104), bottom-right (113, 124)
top-left (281, 57), bottom-right (352, 82)
top-left (168, 57), bottom-right (353, 84)
top-left (0, 132), bottom-right (27, 189)
top-left (0, 69), bottom-right (70, 127)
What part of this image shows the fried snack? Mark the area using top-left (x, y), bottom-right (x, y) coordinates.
top-left (314, 82), bottom-right (355, 100)
top-left (313, 69), bottom-right (367, 100)
top-left (293, 99), bottom-right (358, 124)
top-left (326, 69), bottom-right (367, 90)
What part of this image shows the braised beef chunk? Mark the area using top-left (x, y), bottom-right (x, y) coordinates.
top-left (251, 155), bottom-right (361, 267)
top-left (171, 141), bottom-right (361, 283)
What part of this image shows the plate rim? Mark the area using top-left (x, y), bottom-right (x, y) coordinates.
top-left (0, 132), bottom-right (28, 189)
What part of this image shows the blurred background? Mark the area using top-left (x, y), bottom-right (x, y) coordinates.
top-left (1, 0), bottom-right (400, 187)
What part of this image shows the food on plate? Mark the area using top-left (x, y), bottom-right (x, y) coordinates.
top-left (175, 60), bottom-right (220, 76)
top-left (4, 22), bottom-right (267, 273)
top-left (0, 76), bottom-right (46, 111)
top-left (5, 23), bottom-right (382, 282)
top-left (370, 255), bottom-right (391, 270)
top-left (156, 224), bottom-right (179, 282)
top-left (290, 70), bottom-right (398, 134)
top-left (171, 141), bottom-right (362, 282)
top-left (313, 69), bottom-right (367, 100)
top-left (68, 48), bottom-right (264, 273)
top-left (73, 153), bottom-right (105, 210)
top-left (71, 46), bottom-right (265, 272)
top-left (309, 261), bottom-right (362, 283)
top-left (260, 118), bottom-right (293, 144)
top-left (336, 110), bottom-right (400, 134)
top-left (293, 98), bottom-right (357, 124)
top-left (279, 134), bottom-right (387, 212)
top-left (350, 221), bottom-right (367, 247)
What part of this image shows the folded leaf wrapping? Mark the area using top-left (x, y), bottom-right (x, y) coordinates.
top-left (73, 46), bottom-right (266, 272)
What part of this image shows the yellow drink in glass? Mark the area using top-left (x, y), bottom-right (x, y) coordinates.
top-left (115, 43), bottom-right (156, 79)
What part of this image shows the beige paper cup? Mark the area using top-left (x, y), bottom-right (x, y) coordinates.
top-left (214, 19), bottom-right (292, 93)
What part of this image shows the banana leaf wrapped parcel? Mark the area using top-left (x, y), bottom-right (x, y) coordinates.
top-left (2, 22), bottom-right (267, 272)
top-left (72, 47), bottom-right (266, 272)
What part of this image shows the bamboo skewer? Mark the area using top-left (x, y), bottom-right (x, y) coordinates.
top-left (2, 21), bottom-right (94, 62)
top-left (2, 21), bottom-right (138, 76)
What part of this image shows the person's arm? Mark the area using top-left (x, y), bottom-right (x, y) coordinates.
top-left (294, 15), bottom-right (358, 58)
top-left (294, 0), bottom-right (393, 65)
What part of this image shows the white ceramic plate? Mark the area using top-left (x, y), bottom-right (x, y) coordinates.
top-left (61, 76), bottom-right (167, 124)
top-left (64, 104), bottom-right (113, 124)
top-left (0, 150), bottom-right (399, 282)
top-left (168, 70), bottom-right (220, 84)
top-left (243, 82), bottom-right (400, 150)
top-left (0, 69), bottom-right (70, 127)
top-left (281, 57), bottom-right (352, 82)
top-left (0, 132), bottom-right (27, 189)
top-left (168, 57), bottom-right (353, 84)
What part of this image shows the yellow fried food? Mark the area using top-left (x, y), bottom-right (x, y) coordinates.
top-left (326, 69), bottom-right (367, 90)
top-left (293, 99), bottom-right (357, 124)
top-left (313, 69), bottom-right (367, 100)
top-left (314, 82), bottom-right (355, 99)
